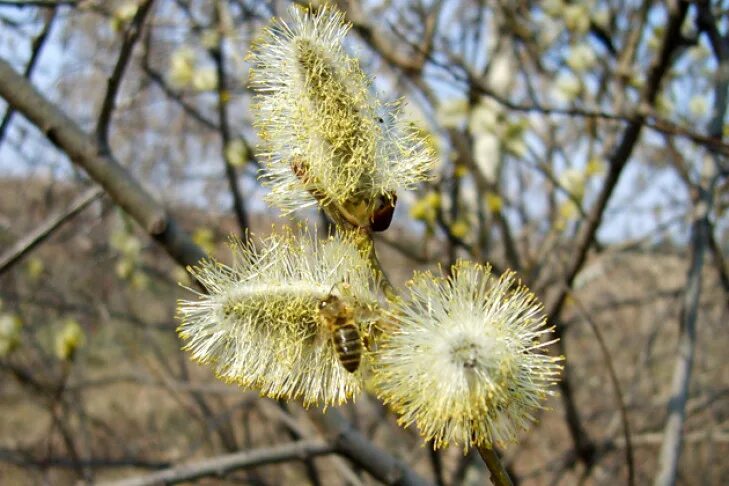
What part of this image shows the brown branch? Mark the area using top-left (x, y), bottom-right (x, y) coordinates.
top-left (95, 0), bottom-right (155, 150)
top-left (343, 2), bottom-right (434, 75)
top-left (0, 447), bottom-right (170, 470)
top-left (448, 128), bottom-right (521, 273)
top-left (314, 408), bottom-right (433, 486)
top-left (276, 401), bottom-right (323, 486)
top-left (0, 6), bottom-right (57, 147)
top-left (542, 1), bottom-right (690, 467)
top-left (707, 228), bottom-right (729, 311)
top-left (442, 62), bottom-right (729, 157)
top-left (0, 185), bottom-right (103, 275)
top-left (383, 6), bottom-right (728, 157)
top-left (568, 288), bottom-right (635, 486)
top-left (210, 1), bottom-right (249, 234)
top-left (0, 56), bottom-right (207, 268)
top-left (140, 26), bottom-right (261, 169)
top-left (258, 400), bottom-right (361, 486)
top-left (101, 440), bottom-right (335, 486)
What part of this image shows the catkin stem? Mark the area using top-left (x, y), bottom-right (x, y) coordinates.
top-left (354, 229), bottom-right (398, 300)
top-left (477, 446), bottom-right (513, 486)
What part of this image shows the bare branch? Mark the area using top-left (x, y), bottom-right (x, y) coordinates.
top-left (707, 227), bottom-right (729, 311)
top-left (0, 0), bottom-right (77, 6)
top-left (95, 0), bottom-right (155, 150)
top-left (0, 56), bottom-right (206, 268)
top-left (102, 440), bottom-right (334, 486)
top-left (568, 288), bottom-right (635, 486)
top-left (257, 400), bottom-right (363, 486)
top-left (654, 2), bottom-right (726, 484)
top-left (209, 0), bottom-right (249, 234)
top-left (542, 1), bottom-right (690, 466)
top-left (0, 6), bottom-right (57, 147)
top-left (315, 408), bottom-right (433, 486)
top-left (0, 186), bottom-right (103, 275)
top-left (0, 447), bottom-right (170, 471)
top-left (653, 183), bottom-right (712, 486)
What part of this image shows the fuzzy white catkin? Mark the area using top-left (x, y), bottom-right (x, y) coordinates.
top-left (247, 5), bottom-right (434, 226)
top-left (177, 229), bottom-right (380, 407)
top-left (371, 261), bottom-right (563, 450)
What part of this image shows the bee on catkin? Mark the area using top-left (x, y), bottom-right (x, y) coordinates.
top-left (317, 286), bottom-right (363, 373)
top-left (247, 5), bottom-right (434, 232)
top-left (176, 229), bottom-right (380, 407)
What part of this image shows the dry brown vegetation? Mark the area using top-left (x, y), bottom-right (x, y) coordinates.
top-left (1, 178), bottom-right (727, 485)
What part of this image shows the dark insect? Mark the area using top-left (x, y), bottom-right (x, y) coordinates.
top-left (318, 294), bottom-right (362, 373)
top-left (370, 193), bottom-right (397, 232)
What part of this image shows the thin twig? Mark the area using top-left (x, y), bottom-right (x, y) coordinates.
top-left (707, 228), bottom-right (729, 312)
top-left (314, 408), bottom-right (433, 486)
top-left (0, 6), bottom-right (57, 147)
top-left (0, 0), bottom-right (77, 6)
top-left (276, 401), bottom-right (323, 486)
top-left (567, 288), bottom-right (635, 486)
top-left (0, 56), bottom-right (206, 268)
top-left (95, 0), bottom-right (155, 150)
top-left (654, 3), bottom-right (728, 484)
top-left (543, 1), bottom-right (690, 466)
top-left (0, 447), bottom-right (170, 470)
top-left (0, 186), bottom-right (103, 275)
top-left (101, 440), bottom-right (334, 486)
top-left (258, 400), bottom-right (363, 486)
top-left (210, 0), bottom-right (249, 234)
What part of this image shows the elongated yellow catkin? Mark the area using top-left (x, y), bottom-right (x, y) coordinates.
top-left (247, 5), bottom-right (434, 227)
top-left (176, 229), bottom-right (380, 407)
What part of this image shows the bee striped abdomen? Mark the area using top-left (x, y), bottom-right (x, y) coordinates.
top-left (332, 318), bottom-right (362, 373)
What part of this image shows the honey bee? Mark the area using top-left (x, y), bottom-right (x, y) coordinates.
top-left (369, 193), bottom-right (397, 232)
top-left (318, 292), bottom-right (362, 373)
top-left (290, 157), bottom-right (397, 232)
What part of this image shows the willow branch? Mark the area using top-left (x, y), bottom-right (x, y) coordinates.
top-left (568, 289), bottom-right (635, 486)
top-left (543, 1), bottom-right (689, 465)
top-left (314, 408), bottom-right (433, 486)
top-left (0, 5), bottom-right (57, 147)
top-left (707, 228), bottom-right (729, 311)
top-left (102, 440), bottom-right (334, 486)
top-left (0, 186), bottom-right (103, 275)
top-left (0, 56), bottom-right (206, 268)
top-left (95, 0), bottom-right (154, 150)
top-left (210, 0), bottom-right (249, 234)
top-left (0, 0), bottom-right (76, 6)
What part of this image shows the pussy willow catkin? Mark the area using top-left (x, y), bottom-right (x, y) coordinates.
top-left (247, 5), bottom-right (434, 229)
top-left (177, 230), bottom-right (380, 407)
top-left (371, 261), bottom-right (563, 450)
